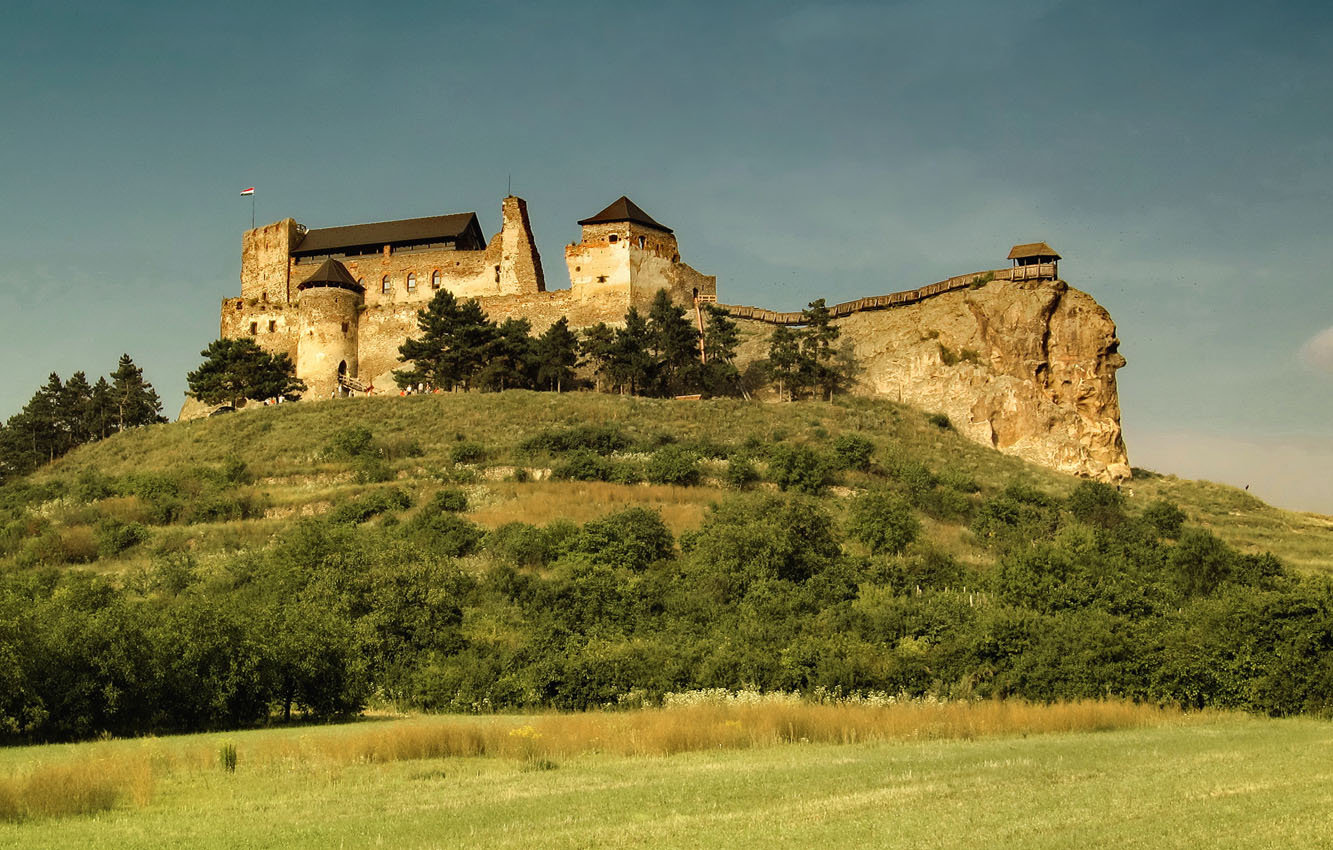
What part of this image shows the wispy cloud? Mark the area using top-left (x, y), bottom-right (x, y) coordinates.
top-left (1300, 326), bottom-right (1333, 374)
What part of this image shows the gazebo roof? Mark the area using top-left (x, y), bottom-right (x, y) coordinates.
top-left (1008, 241), bottom-right (1061, 260)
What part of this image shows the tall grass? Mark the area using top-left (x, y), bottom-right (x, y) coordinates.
top-left (0, 754), bottom-right (152, 822)
top-left (253, 698), bottom-right (1206, 768)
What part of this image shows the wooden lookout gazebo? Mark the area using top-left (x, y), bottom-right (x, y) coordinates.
top-left (1007, 242), bottom-right (1060, 281)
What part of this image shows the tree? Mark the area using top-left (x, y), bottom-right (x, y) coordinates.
top-left (700, 304), bottom-right (743, 397)
top-left (580, 323), bottom-right (618, 393)
top-left (799, 299), bottom-right (841, 401)
top-left (87, 377), bottom-right (116, 440)
top-left (646, 289), bottom-right (700, 397)
top-left (767, 326), bottom-right (801, 401)
top-left (395, 291), bottom-right (497, 391)
top-left (477, 317), bottom-right (536, 391)
top-left (608, 308), bottom-right (654, 395)
top-left (186, 338), bottom-right (305, 409)
top-left (533, 317), bottom-right (581, 392)
top-left (847, 491), bottom-right (920, 555)
top-left (109, 354), bottom-right (165, 430)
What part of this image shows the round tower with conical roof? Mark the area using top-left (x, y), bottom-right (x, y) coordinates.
top-left (294, 259), bottom-right (364, 398)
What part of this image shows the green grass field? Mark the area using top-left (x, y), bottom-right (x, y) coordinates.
top-left (2, 712), bottom-right (1330, 849)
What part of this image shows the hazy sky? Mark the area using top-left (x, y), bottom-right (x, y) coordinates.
top-left (2, 0), bottom-right (1330, 512)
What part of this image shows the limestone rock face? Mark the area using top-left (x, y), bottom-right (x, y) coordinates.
top-left (738, 279), bottom-right (1130, 481)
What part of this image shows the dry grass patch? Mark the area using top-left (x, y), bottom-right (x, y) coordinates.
top-left (0, 754), bottom-right (153, 823)
top-left (467, 481), bottom-right (715, 532)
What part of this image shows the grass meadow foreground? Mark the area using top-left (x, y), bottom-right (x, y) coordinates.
top-left (1, 701), bottom-right (1331, 849)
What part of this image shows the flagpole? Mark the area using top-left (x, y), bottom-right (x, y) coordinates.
top-left (251, 193), bottom-right (255, 229)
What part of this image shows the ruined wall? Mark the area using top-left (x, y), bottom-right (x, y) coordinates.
top-left (566, 223), bottom-right (633, 304)
top-left (498, 195), bottom-right (546, 294)
top-left (566, 221), bottom-right (713, 311)
top-left (732, 278), bottom-right (1130, 481)
top-left (240, 219), bottom-right (301, 303)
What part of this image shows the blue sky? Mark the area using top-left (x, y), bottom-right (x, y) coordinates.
top-left (2, 0), bottom-right (1330, 511)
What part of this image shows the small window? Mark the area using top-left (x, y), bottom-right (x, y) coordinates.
top-left (268, 320), bottom-right (276, 333)
top-left (608, 234), bottom-right (619, 243)
top-left (341, 322), bottom-right (349, 334)
top-left (236, 302), bottom-right (243, 311)
top-left (495, 265), bottom-right (500, 283)
top-left (431, 270), bottom-right (441, 289)
top-left (671, 254), bottom-right (680, 263)
top-left (357, 278), bottom-right (364, 287)
top-left (597, 275), bottom-right (607, 283)
top-left (382, 276), bottom-right (391, 294)
top-left (249, 322), bottom-right (258, 335)
top-left (407, 272), bottom-right (416, 292)
top-left (637, 236), bottom-right (645, 249)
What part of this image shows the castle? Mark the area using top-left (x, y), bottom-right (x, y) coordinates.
top-left (217, 195), bottom-right (1129, 482)
top-left (223, 195), bottom-right (716, 398)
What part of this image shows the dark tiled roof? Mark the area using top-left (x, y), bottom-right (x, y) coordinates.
top-left (577, 196), bottom-right (673, 233)
top-left (292, 213), bottom-right (484, 256)
top-left (1008, 241), bottom-right (1061, 260)
top-left (296, 259), bottom-right (365, 293)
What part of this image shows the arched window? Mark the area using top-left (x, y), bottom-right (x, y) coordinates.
top-left (407, 273), bottom-right (417, 292)
top-left (357, 278), bottom-right (364, 288)
top-left (381, 276), bottom-right (391, 294)
top-left (431, 270), bottom-right (441, 289)
top-left (637, 236), bottom-right (645, 249)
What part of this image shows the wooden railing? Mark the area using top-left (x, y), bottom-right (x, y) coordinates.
top-left (717, 264), bottom-right (1057, 326)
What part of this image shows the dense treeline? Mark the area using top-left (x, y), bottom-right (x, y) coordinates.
top-left (395, 288), bottom-right (745, 397)
top-left (1, 424), bottom-right (1331, 742)
top-left (0, 355), bottom-right (163, 485)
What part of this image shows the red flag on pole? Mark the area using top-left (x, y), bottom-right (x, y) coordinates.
top-left (240, 187), bottom-right (255, 196)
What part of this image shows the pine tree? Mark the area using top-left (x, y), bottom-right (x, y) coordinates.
top-left (187, 338), bottom-right (305, 408)
top-left (395, 291), bottom-right (497, 391)
top-left (646, 289), bottom-right (701, 397)
top-left (87, 377), bottom-right (115, 440)
top-left (767, 326), bottom-right (801, 402)
top-left (609, 308), bottom-right (654, 395)
top-left (59, 371), bottom-right (94, 449)
top-left (109, 354), bottom-right (165, 429)
top-left (477, 317), bottom-right (536, 391)
top-left (700, 305), bottom-right (743, 397)
top-left (799, 299), bottom-right (841, 401)
top-left (580, 323), bottom-right (618, 393)
top-left (533, 317), bottom-right (581, 393)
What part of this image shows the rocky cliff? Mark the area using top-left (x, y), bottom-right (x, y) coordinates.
top-left (734, 278), bottom-right (1130, 481)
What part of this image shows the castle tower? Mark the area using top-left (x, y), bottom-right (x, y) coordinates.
top-left (565, 196), bottom-right (716, 311)
top-left (294, 259), bottom-right (364, 399)
top-left (497, 195), bottom-right (546, 294)
top-left (241, 218), bottom-right (305, 304)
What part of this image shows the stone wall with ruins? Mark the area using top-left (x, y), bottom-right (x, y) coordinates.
top-left (211, 193), bottom-right (1129, 481)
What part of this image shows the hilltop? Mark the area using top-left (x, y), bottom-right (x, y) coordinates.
top-left (2, 391), bottom-right (1332, 742)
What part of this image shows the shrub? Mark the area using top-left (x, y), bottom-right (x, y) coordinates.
top-left (926, 412), bottom-right (952, 430)
top-left (563, 508), bottom-right (674, 570)
top-left (486, 522), bottom-right (555, 567)
top-left (327, 426), bottom-right (378, 459)
top-left (832, 434), bottom-right (875, 471)
top-left (1171, 528), bottom-right (1234, 596)
top-left (222, 457), bottom-right (252, 486)
top-left (430, 489), bottom-right (468, 513)
top-left (327, 488), bottom-right (414, 525)
top-left (847, 491), bottom-right (920, 555)
top-left (606, 461), bottom-right (644, 485)
top-left (646, 446), bottom-right (701, 486)
top-left (1143, 499), bottom-right (1186, 539)
top-left (95, 518), bottom-right (150, 558)
top-left (886, 456), bottom-right (937, 496)
top-left (1067, 480), bottom-right (1125, 528)
top-left (725, 456), bottom-right (759, 490)
top-left (404, 512), bottom-right (485, 558)
top-left (521, 425), bottom-right (629, 456)
top-left (354, 457), bottom-right (394, 484)
top-left (766, 445), bottom-right (835, 494)
top-left (552, 450), bottom-right (612, 482)
top-left (450, 443), bottom-right (485, 465)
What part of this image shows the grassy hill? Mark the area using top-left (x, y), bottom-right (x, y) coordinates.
top-left (16, 391), bottom-right (1332, 574)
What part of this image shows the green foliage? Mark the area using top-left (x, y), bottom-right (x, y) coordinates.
top-left (218, 741), bottom-right (237, 773)
top-left (326, 426), bottom-right (378, 459)
top-left (926, 412), bottom-right (952, 430)
top-left (1143, 499), bottom-right (1187, 538)
top-left (394, 291), bottom-right (497, 392)
top-left (327, 488), bottom-right (414, 525)
top-left (450, 442), bottom-right (485, 465)
top-left (187, 338), bottom-right (305, 408)
top-left (429, 489), bottom-right (468, 513)
top-left (725, 456), bottom-right (759, 490)
top-left (552, 450), bottom-right (613, 482)
top-left (645, 446), bottom-right (701, 486)
top-left (94, 517), bottom-right (149, 557)
top-left (847, 491), bottom-right (920, 555)
top-left (766, 444), bottom-right (835, 494)
top-left (522, 425), bottom-right (629, 456)
top-left (563, 508), bottom-right (674, 571)
top-left (1068, 480), bottom-right (1125, 528)
top-left (832, 434), bottom-right (875, 471)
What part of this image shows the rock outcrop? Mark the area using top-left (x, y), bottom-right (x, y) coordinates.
top-left (735, 278), bottom-right (1130, 481)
